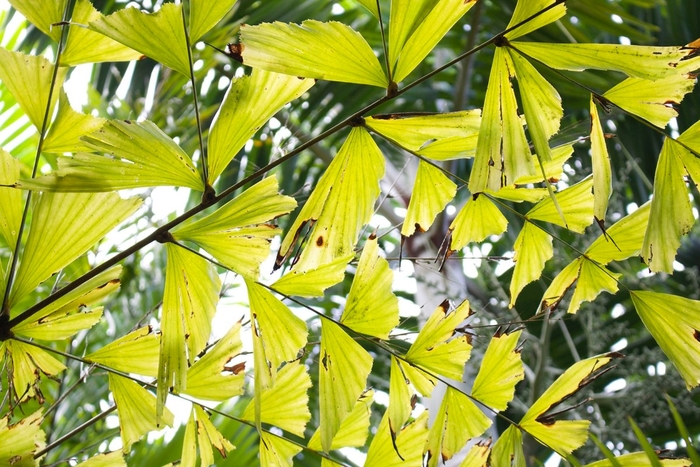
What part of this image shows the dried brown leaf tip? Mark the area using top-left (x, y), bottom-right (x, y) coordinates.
top-left (226, 43), bottom-right (244, 63)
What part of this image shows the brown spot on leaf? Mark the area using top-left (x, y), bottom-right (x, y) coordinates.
top-left (226, 43), bottom-right (244, 63)
top-left (693, 329), bottom-right (700, 342)
top-left (227, 362), bottom-right (246, 375)
top-left (316, 236), bottom-right (324, 247)
top-left (438, 299), bottom-right (450, 314)
top-left (414, 222), bottom-right (425, 233)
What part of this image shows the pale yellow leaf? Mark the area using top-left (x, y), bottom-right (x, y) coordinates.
top-left (87, 326), bottom-right (160, 378)
top-left (75, 451), bottom-right (126, 467)
top-left (527, 177), bottom-right (595, 233)
top-left (365, 411), bottom-right (429, 467)
top-left (458, 442), bottom-right (491, 467)
top-left (471, 329), bottom-right (524, 411)
top-left (402, 161), bottom-right (456, 237)
top-left (188, 0), bottom-right (237, 42)
top-left (0, 149), bottom-right (22, 249)
top-left (3, 340), bottom-right (65, 402)
top-left (43, 91), bottom-right (106, 154)
top-left (259, 431), bottom-right (302, 467)
top-left (0, 410), bottom-right (46, 467)
top-left (308, 389), bottom-right (374, 451)
top-left (449, 193), bottom-right (508, 251)
top-left (510, 222), bottom-right (553, 307)
top-left (505, 0), bottom-right (567, 40)
top-left (272, 254), bottom-right (351, 298)
top-left (590, 97), bottom-right (613, 221)
top-left (7, 0), bottom-right (65, 41)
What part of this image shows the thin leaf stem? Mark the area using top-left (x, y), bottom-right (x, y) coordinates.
top-left (0, 2), bottom-right (74, 318)
top-left (181, 3), bottom-right (209, 188)
top-left (375, 0), bottom-right (393, 85)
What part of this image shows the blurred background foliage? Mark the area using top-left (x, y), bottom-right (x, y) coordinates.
top-left (1, 0), bottom-right (699, 465)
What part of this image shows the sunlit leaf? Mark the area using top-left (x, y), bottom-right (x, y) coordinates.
top-left (631, 291), bottom-right (700, 389)
top-left (12, 306), bottom-right (103, 341)
top-left (508, 48), bottom-right (563, 163)
top-left (527, 177), bottom-right (595, 232)
top-left (471, 329), bottom-right (524, 411)
top-left (584, 452), bottom-right (691, 467)
top-left (470, 47), bottom-right (534, 193)
top-left (188, 0), bottom-right (237, 42)
top-left (207, 70), bottom-right (314, 183)
top-left (0, 47), bottom-right (67, 130)
top-left (22, 120), bottom-right (203, 192)
top-left (9, 192), bottom-right (141, 308)
top-left (426, 387), bottom-right (491, 467)
top-left (353, 0), bottom-right (379, 18)
top-left (259, 431), bottom-right (302, 467)
top-left (405, 299), bottom-right (472, 380)
top-left (365, 411), bottom-right (429, 467)
top-left (308, 389), bottom-right (374, 451)
top-left (319, 320), bottom-right (373, 452)
top-left (510, 222), bottom-right (553, 307)
top-left (109, 374), bottom-right (174, 452)
top-left (272, 254), bottom-right (351, 298)
top-left (277, 127), bottom-right (384, 272)
top-left (459, 441), bottom-right (491, 467)
top-left (590, 97), bottom-right (612, 221)
top-left (89, 3), bottom-right (189, 75)
top-left (512, 42), bottom-right (697, 80)
top-left (157, 244), bottom-right (220, 417)
top-left (43, 91), bottom-right (106, 154)
top-left (247, 280), bottom-right (307, 380)
top-left (602, 71), bottom-right (696, 129)
top-left (340, 235), bottom-right (399, 339)
top-left (402, 361), bottom-right (437, 397)
top-left (388, 0), bottom-right (439, 73)
top-left (239, 21), bottom-right (388, 87)
top-left (86, 326), bottom-right (160, 378)
top-left (505, 0), bottom-right (567, 40)
top-left (2, 340), bottom-right (65, 402)
top-left (514, 143), bottom-right (575, 185)
top-left (62, 0), bottom-right (142, 66)
top-left (242, 362), bottom-right (311, 436)
top-left (184, 321), bottom-right (245, 401)
top-left (449, 193), bottom-right (508, 252)
top-left (402, 161), bottom-right (456, 237)
top-left (0, 149), bottom-right (22, 249)
top-left (7, 0), bottom-right (65, 41)
top-left (0, 410), bottom-right (46, 467)
top-left (392, 0), bottom-right (478, 83)
top-left (489, 186), bottom-right (550, 203)
top-left (388, 357), bottom-right (413, 435)
top-left (75, 451), bottom-right (126, 467)
top-left (665, 395), bottom-right (700, 466)
top-left (520, 353), bottom-right (617, 456)
top-left (490, 425), bottom-right (525, 467)
top-left (174, 176), bottom-right (296, 279)
top-left (183, 406), bottom-right (234, 467)
top-left (641, 139), bottom-right (693, 273)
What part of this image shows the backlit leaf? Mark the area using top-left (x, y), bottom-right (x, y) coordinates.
top-left (109, 374), bottom-right (174, 452)
top-left (43, 91), bottom-right (106, 154)
top-left (207, 70), bottom-right (314, 183)
top-left (272, 254), bottom-right (351, 298)
top-left (631, 291), bottom-right (700, 389)
top-left (9, 192), bottom-right (141, 308)
top-left (514, 143), bottom-right (575, 185)
top-left (590, 98), bottom-right (612, 221)
top-left (242, 361), bottom-right (311, 436)
top-left (259, 431), bottom-right (302, 467)
top-left (340, 236), bottom-right (399, 339)
top-left (319, 320), bottom-right (373, 452)
top-left (89, 3), bottom-right (189, 75)
top-left (459, 442), bottom-right (491, 467)
top-left (471, 330), bottom-right (524, 411)
top-left (510, 222), bottom-right (553, 307)
top-left (157, 244), bottom-right (220, 417)
top-left (184, 321), bottom-right (245, 401)
top-left (490, 425), bottom-right (525, 467)
top-left (527, 177), bottom-right (595, 233)
top-left (388, 0), bottom-right (439, 73)
top-left (185, 406), bottom-right (235, 467)
top-left (308, 389), bottom-right (374, 451)
top-left (505, 0), bottom-right (567, 40)
top-left (239, 21), bottom-right (388, 87)
top-left (188, 0), bottom-right (237, 42)
top-left (405, 299), bottom-right (472, 380)
top-left (0, 149), bottom-right (22, 249)
top-left (402, 161), bottom-right (456, 237)
top-left (62, 0), bottom-right (142, 66)
top-left (388, 357), bottom-right (413, 434)
top-left (470, 47), bottom-right (534, 193)
top-left (508, 48), bottom-right (563, 163)
top-left (247, 280), bottom-right (307, 378)
top-left (602, 71), bottom-right (697, 129)
top-left (641, 139), bottom-right (693, 273)
top-left (12, 306), bottom-right (103, 341)
top-left (584, 452), bottom-right (691, 467)
top-left (512, 42), bottom-right (696, 80)
top-left (7, 0), bottom-right (65, 41)
top-left (277, 127), bottom-right (384, 272)
top-left (75, 451), bottom-right (126, 467)
top-left (174, 176), bottom-right (296, 279)
top-left (0, 410), bottom-right (45, 467)
top-left (449, 193), bottom-right (508, 252)
top-left (0, 48), bottom-right (67, 130)
top-left (354, 0), bottom-right (379, 18)
top-left (426, 387), bottom-right (491, 467)
top-left (365, 410), bottom-right (429, 467)
top-left (567, 261), bottom-right (620, 314)
top-left (86, 326), bottom-right (160, 378)
top-left (2, 340), bottom-right (65, 402)
top-left (520, 354), bottom-right (617, 456)
top-left (392, 0), bottom-right (478, 83)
